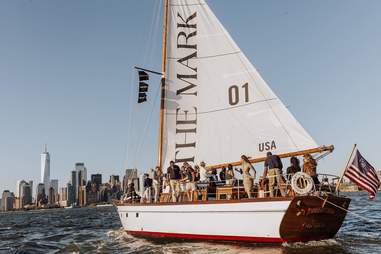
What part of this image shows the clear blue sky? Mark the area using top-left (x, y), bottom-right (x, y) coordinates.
top-left (1, 0), bottom-right (380, 193)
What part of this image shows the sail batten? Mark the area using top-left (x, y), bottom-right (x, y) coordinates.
top-left (163, 0), bottom-right (317, 167)
top-left (165, 98), bottom-right (278, 116)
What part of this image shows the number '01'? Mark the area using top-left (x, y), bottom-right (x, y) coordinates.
top-left (228, 83), bottom-right (249, 106)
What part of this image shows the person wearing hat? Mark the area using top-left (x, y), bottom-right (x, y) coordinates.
top-left (263, 152), bottom-right (286, 197)
top-left (241, 155), bottom-right (256, 198)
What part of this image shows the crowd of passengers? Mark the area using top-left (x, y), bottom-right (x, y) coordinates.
top-left (123, 152), bottom-right (319, 203)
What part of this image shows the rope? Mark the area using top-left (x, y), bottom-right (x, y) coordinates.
top-left (126, 1), bottom-right (162, 168)
top-left (132, 81), bottom-right (161, 166)
top-left (124, 68), bottom-right (137, 169)
top-left (316, 195), bottom-right (381, 227)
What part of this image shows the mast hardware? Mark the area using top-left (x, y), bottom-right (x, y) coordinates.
top-left (134, 66), bottom-right (163, 76)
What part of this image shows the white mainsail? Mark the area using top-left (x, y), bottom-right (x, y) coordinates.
top-left (163, 0), bottom-right (317, 168)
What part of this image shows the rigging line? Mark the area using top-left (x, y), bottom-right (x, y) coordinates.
top-left (149, 0), bottom-right (163, 65)
top-left (133, 82), bottom-right (161, 166)
top-left (316, 195), bottom-right (381, 227)
top-left (130, 0), bottom-right (162, 167)
top-left (169, 3), bottom-right (206, 7)
top-left (167, 51), bottom-right (241, 60)
top-left (124, 68), bottom-right (137, 169)
top-left (132, 79), bottom-right (161, 167)
top-left (143, 0), bottom-right (161, 65)
top-left (123, 80), bottom-right (132, 169)
top-left (165, 98), bottom-right (278, 115)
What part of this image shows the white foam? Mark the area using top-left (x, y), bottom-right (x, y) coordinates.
top-left (283, 238), bottom-right (340, 248)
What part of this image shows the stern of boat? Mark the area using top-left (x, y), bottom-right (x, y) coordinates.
top-left (279, 195), bottom-right (350, 242)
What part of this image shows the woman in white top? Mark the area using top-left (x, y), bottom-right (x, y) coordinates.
top-left (241, 155), bottom-right (256, 198)
top-left (162, 174), bottom-right (171, 193)
top-left (153, 166), bottom-right (162, 203)
top-left (199, 161), bottom-right (208, 182)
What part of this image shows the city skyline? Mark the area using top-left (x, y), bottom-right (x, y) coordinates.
top-left (1, 0), bottom-right (381, 193)
top-left (1, 146), bottom-right (122, 195)
top-left (1, 160), bottom-right (125, 211)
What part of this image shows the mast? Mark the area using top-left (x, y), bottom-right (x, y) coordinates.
top-left (158, 0), bottom-right (169, 170)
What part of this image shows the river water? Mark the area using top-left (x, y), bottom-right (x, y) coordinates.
top-left (0, 192), bottom-right (380, 254)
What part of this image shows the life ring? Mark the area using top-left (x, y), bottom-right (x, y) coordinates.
top-left (291, 172), bottom-right (314, 195)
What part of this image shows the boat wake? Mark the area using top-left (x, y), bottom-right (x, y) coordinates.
top-left (283, 238), bottom-right (341, 248)
top-left (106, 228), bottom-right (286, 253)
top-left (106, 228), bottom-right (356, 254)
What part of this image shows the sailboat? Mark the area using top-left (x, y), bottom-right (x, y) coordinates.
top-left (116, 0), bottom-right (350, 243)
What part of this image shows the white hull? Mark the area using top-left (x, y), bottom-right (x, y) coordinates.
top-left (117, 199), bottom-right (291, 242)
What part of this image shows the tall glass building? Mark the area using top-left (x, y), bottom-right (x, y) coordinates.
top-left (40, 145), bottom-right (50, 192)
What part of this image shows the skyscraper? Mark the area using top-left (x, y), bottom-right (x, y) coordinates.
top-left (36, 183), bottom-right (47, 206)
top-left (75, 163), bottom-right (87, 185)
top-left (15, 180), bottom-right (33, 208)
top-left (71, 163), bottom-right (87, 205)
top-left (109, 175), bottom-right (120, 187)
top-left (1, 190), bottom-right (15, 211)
top-left (20, 183), bottom-right (32, 207)
top-left (50, 179), bottom-right (58, 194)
top-left (15, 180), bottom-right (23, 197)
top-left (40, 145), bottom-right (50, 192)
top-left (29, 180), bottom-right (33, 200)
top-left (71, 170), bottom-right (78, 204)
top-left (67, 182), bottom-right (74, 206)
top-left (91, 174), bottom-right (102, 191)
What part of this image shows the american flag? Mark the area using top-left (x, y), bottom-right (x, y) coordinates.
top-left (345, 150), bottom-right (380, 199)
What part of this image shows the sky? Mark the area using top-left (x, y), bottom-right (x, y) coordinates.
top-left (0, 0), bottom-right (380, 194)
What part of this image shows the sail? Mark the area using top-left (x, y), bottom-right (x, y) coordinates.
top-left (163, 0), bottom-right (317, 168)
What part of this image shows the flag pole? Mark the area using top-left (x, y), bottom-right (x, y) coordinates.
top-left (335, 144), bottom-right (357, 192)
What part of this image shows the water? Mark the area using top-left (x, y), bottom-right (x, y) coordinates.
top-left (0, 192), bottom-right (380, 254)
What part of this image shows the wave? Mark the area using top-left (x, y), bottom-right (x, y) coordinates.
top-left (283, 238), bottom-right (341, 248)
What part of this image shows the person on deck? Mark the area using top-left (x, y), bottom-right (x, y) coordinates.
top-left (162, 174), bottom-right (170, 193)
top-left (142, 173), bottom-right (153, 203)
top-left (180, 163), bottom-right (188, 192)
top-left (126, 182), bottom-right (139, 202)
top-left (167, 161), bottom-right (181, 202)
top-left (286, 156), bottom-right (301, 182)
top-left (219, 167), bottom-right (226, 184)
top-left (185, 165), bottom-right (196, 201)
top-left (199, 161), bottom-right (209, 182)
top-left (303, 154), bottom-right (320, 185)
top-left (225, 164), bottom-right (236, 185)
top-left (210, 168), bottom-right (218, 183)
top-left (153, 166), bottom-right (162, 203)
top-left (263, 152), bottom-right (286, 197)
top-left (241, 155), bottom-right (256, 198)
top-left (194, 165), bottom-right (200, 182)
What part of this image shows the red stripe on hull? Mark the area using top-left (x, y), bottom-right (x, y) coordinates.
top-left (127, 230), bottom-right (285, 243)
